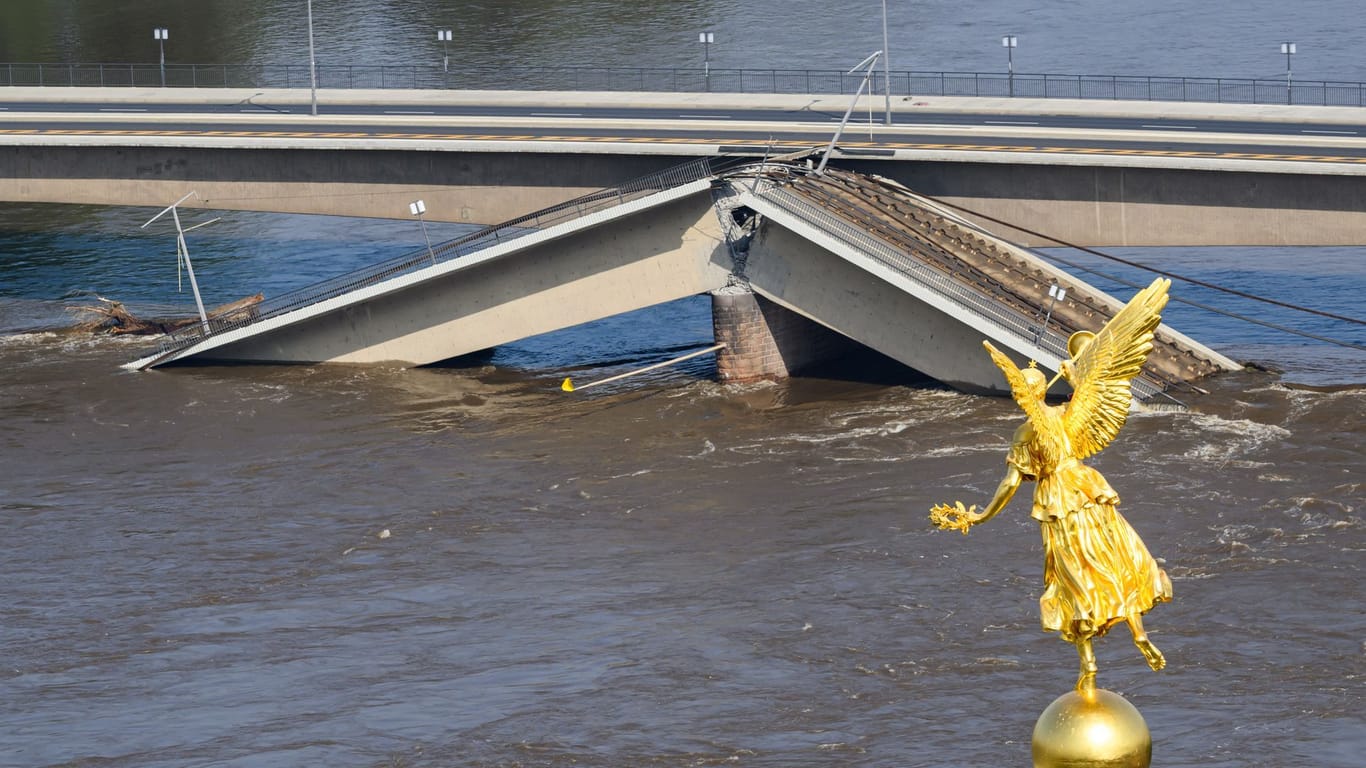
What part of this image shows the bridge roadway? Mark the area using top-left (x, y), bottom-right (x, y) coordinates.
top-left (4, 87), bottom-right (1366, 246)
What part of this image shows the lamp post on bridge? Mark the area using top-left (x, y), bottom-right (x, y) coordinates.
top-left (1002, 35), bottom-right (1018, 97)
top-left (699, 32), bottom-right (714, 91)
top-left (153, 28), bottom-right (169, 87)
top-left (881, 0), bottom-right (892, 126)
top-left (410, 200), bottom-right (436, 265)
top-left (1281, 41), bottom-right (1296, 104)
top-left (437, 28), bottom-right (452, 75)
top-left (307, 0), bottom-right (319, 116)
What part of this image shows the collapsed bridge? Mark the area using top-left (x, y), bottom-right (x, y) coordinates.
top-left (128, 157), bottom-right (1239, 399)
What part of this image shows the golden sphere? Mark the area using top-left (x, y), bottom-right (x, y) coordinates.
top-left (1032, 688), bottom-right (1151, 768)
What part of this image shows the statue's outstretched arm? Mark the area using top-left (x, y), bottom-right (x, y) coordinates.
top-left (930, 467), bottom-right (1023, 533)
top-left (978, 466), bottom-right (1023, 523)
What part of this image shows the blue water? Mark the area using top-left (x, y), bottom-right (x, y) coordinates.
top-left (9, 0), bottom-right (1366, 83)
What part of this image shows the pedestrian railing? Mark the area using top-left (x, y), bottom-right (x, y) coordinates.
top-left (150, 155), bottom-right (748, 359)
top-left (3, 61), bottom-right (1362, 107)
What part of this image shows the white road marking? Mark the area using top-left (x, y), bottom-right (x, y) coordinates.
top-left (984, 119), bottom-right (1038, 125)
top-left (100, 108), bottom-right (147, 112)
top-left (1142, 124), bottom-right (1198, 130)
top-left (529, 112), bottom-right (583, 117)
top-left (1302, 128), bottom-right (1357, 135)
top-left (384, 110), bottom-right (435, 115)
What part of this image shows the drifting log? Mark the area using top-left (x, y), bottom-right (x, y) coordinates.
top-left (68, 294), bottom-right (263, 335)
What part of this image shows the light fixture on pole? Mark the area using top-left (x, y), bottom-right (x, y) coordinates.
top-left (142, 191), bottom-right (213, 333)
top-left (307, 0), bottom-right (319, 116)
top-left (817, 50), bottom-right (882, 175)
top-left (410, 200), bottom-right (436, 265)
top-left (881, 0), bottom-right (892, 126)
top-left (153, 28), bottom-right (169, 87)
top-left (1281, 42), bottom-right (1296, 104)
top-left (437, 28), bottom-right (453, 74)
top-left (699, 32), bottom-right (714, 90)
top-left (1034, 282), bottom-right (1067, 345)
top-left (1002, 35), bottom-right (1018, 97)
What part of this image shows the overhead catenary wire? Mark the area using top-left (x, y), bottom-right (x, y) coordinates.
top-left (918, 192), bottom-right (1366, 328)
top-left (1039, 248), bottom-right (1366, 352)
top-left (914, 193), bottom-right (1366, 351)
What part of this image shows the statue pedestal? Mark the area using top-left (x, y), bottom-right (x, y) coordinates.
top-left (1032, 688), bottom-right (1151, 768)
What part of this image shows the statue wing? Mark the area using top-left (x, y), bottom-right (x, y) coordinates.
top-left (983, 340), bottom-right (1049, 431)
top-left (1063, 277), bottom-right (1171, 459)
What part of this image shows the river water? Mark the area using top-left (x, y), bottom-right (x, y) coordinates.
top-left (4, 0), bottom-right (1366, 81)
top-left (3, 2), bottom-right (1365, 767)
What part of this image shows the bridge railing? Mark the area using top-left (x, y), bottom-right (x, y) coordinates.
top-left (751, 182), bottom-right (1170, 400)
top-left (150, 156), bottom-right (744, 358)
top-left (4, 61), bottom-right (1364, 106)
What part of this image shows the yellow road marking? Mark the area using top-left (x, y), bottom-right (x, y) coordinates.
top-left (5, 127), bottom-right (1363, 165)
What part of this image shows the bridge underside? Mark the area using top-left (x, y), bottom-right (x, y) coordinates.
top-left (6, 144), bottom-right (1366, 246)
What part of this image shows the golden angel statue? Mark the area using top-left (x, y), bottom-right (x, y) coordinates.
top-left (931, 277), bottom-right (1174, 694)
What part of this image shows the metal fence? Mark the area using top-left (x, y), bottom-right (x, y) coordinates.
top-left (3, 61), bottom-right (1364, 106)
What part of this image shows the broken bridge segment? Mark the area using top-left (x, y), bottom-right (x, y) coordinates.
top-left (716, 164), bottom-right (1238, 399)
top-left (125, 156), bottom-right (1237, 402)
top-left (125, 158), bottom-right (741, 371)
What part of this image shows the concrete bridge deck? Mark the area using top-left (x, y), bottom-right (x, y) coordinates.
top-left (127, 157), bottom-right (1239, 399)
top-left (6, 87), bottom-right (1366, 246)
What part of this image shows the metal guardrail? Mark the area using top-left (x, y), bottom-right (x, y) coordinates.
top-left (753, 182), bottom-right (1168, 400)
top-left (3, 61), bottom-right (1364, 106)
top-left (152, 156), bottom-right (747, 359)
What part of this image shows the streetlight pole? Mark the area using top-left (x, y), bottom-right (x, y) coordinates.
top-left (1002, 35), bottom-right (1018, 97)
top-left (142, 191), bottom-right (211, 333)
top-left (307, 0), bottom-right (319, 116)
top-left (410, 200), bottom-right (436, 265)
top-left (153, 28), bottom-right (168, 87)
top-left (881, 0), bottom-right (892, 125)
top-left (437, 28), bottom-right (452, 75)
top-left (817, 50), bottom-right (882, 175)
top-left (1281, 41), bottom-right (1296, 104)
top-left (699, 32), bottom-right (714, 91)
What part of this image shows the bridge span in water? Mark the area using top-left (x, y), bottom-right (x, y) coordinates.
top-left (127, 157), bottom-right (1238, 400)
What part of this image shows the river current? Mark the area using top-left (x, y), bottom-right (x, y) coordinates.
top-left (2, 1), bottom-right (1365, 766)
